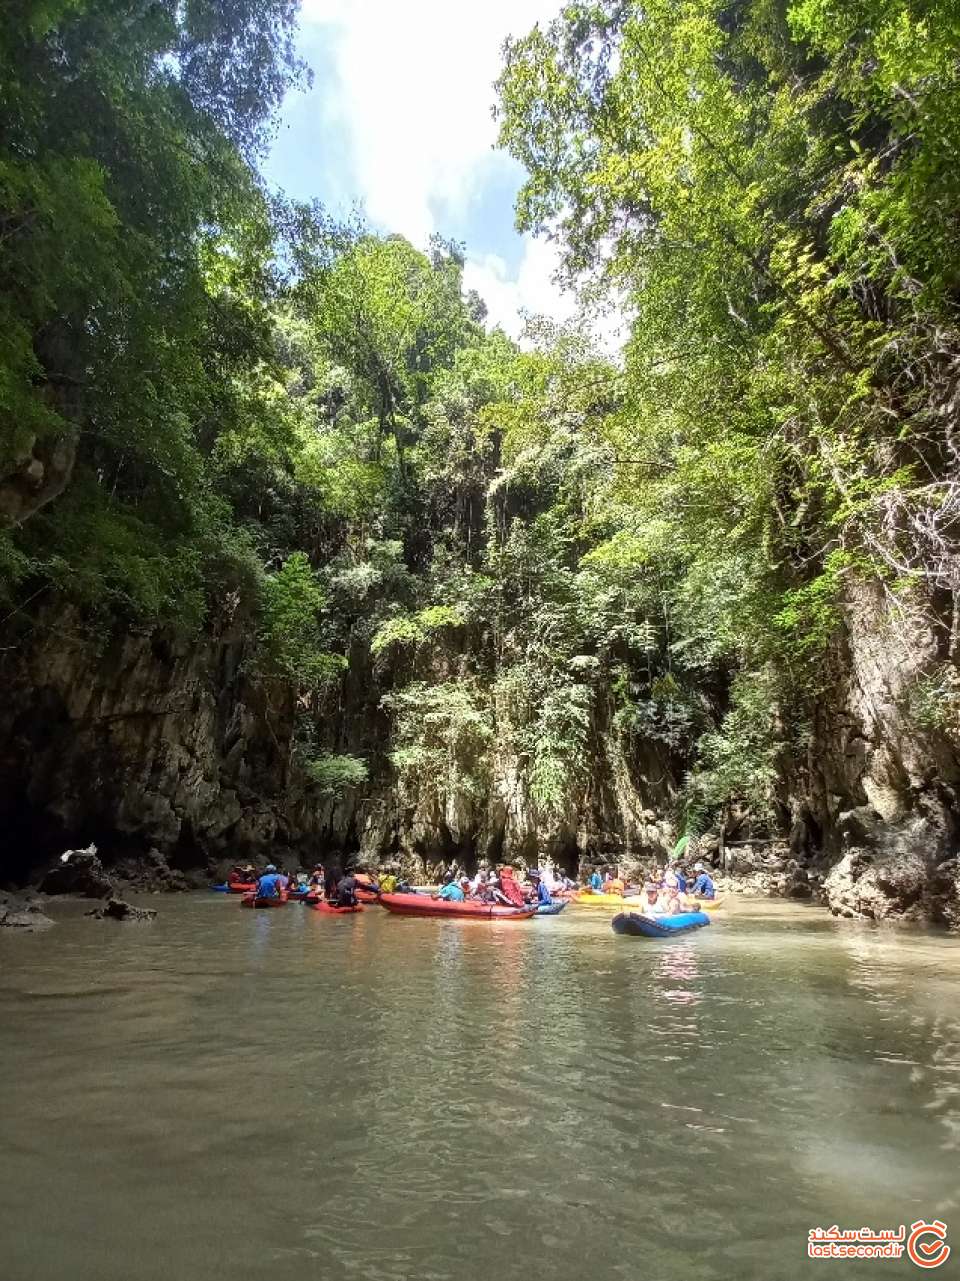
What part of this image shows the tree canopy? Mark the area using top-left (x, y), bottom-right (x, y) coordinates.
top-left (2, 0), bottom-right (958, 839)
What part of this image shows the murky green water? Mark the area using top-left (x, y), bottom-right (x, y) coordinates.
top-left (1, 896), bottom-right (957, 1280)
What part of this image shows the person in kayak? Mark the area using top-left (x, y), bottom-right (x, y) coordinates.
top-left (333, 871), bottom-right (363, 907)
top-left (324, 862), bottom-right (342, 901)
top-left (588, 868), bottom-right (603, 893)
top-left (379, 868), bottom-right (398, 894)
top-left (691, 863), bottom-right (716, 899)
top-left (227, 865), bottom-right (247, 887)
top-left (256, 864), bottom-right (285, 899)
top-left (638, 882), bottom-right (665, 916)
top-left (436, 874), bottom-right (465, 902)
top-left (468, 872), bottom-right (501, 904)
top-left (527, 871), bottom-right (552, 907)
top-left (497, 866), bottom-right (526, 908)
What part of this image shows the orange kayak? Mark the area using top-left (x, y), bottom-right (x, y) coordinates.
top-left (228, 882), bottom-right (257, 894)
top-left (379, 893), bottom-right (536, 920)
top-left (311, 900), bottom-right (364, 915)
top-left (240, 893), bottom-right (287, 908)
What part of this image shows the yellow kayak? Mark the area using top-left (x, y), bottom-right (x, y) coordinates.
top-left (690, 896), bottom-right (723, 911)
top-left (573, 892), bottom-right (645, 909)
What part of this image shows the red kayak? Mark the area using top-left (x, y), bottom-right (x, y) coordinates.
top-left (228, 882), bottom-right (256, 894)
top-left (240, 893), bottom-right (287, 908)
top-left (356, 888), bottom-right (379, 903)
top-left (379, 893), bottom-right (536, 920)
top-left (311, 900), bottom-right (364, 915)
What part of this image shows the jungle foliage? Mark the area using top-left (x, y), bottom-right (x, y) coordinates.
top-left (2, 0), bottom-right (958, 833)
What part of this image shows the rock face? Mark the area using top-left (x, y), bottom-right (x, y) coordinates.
top-left (0, 429), bottom-right (77, 527)
top-left (0, 612), bottom-right (303, 879)
top-left (38, 845), bottom-right (114, 899)
top-left (111, 847), bottom-right (195, 893)
top-left (0, 609), bottom-right (679, 883)
top-left (717, 842), bottom-right (818, 900)
top-left (794, 582), bottom-right (960, 927)
top-left (2, 576), bottom-right (958, 928)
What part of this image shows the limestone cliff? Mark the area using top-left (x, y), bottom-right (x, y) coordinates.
top-left (784, 581), bottom-right (960, 927)
top-left (0, 608), bottom-right (679, 882)
top-left (2, 578), bottom-right (958, 929)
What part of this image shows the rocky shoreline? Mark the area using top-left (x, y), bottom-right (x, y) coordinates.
top-left (5, 834), bottom-right (960, 935)
top-left (698, 835), bottom-right (960, 931)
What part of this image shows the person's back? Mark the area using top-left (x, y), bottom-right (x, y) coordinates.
top-left (380, 872), bottom-right (398, 894)
top-left (437, 880), bottom-right (465, 902)
top-left (535, 879), bottom-right (552, 906)
top-left (257, 869), bottom-right (284, 898)
top-left (498, 869), bottom-right (525, 908)
top-left (692, 868), bottom-right (716, 899)
top-left (589, 870), bottom-right (602, 893)
top-left (335, 873), bottom-right (359, 906)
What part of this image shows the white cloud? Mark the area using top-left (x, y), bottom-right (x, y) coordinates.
top-left (463, 237), bottom-right (575, 341)
top-left (299, 0), bottom-right (573, 330)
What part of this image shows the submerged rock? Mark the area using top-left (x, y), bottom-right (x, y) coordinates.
top-left (0, 891), bottom-right (55, 931)
top-left (85, 896), bottom-right (157, 922)
top-left (39, 845), bottom-right (114, 899)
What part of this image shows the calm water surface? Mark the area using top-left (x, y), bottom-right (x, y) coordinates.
top-left (1, 896), bottom-right (958, 1280)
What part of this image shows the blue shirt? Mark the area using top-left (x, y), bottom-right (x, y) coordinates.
top-left (535, 880), bottom-right (552, 905)
top-left (257, 873), bottom-right (284, 898)
top-left (589, 872), bottom-right (602, 892)
top-left (675, 871), bottom-right (687, 893)
top-left (438, 883), bottom-right (465, 901)
top-left (692, 872), bottom-right (715, 899)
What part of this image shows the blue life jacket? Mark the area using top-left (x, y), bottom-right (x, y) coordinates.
top-left (692, 872), bottom-right (715, 899)
top-left (257, 873), bottom-right (284, 898)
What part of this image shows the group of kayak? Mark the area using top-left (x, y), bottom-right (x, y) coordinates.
top-left (215, 859), bottom-right (721, 935)
top-left (221, 863), bottom-right (390, 912)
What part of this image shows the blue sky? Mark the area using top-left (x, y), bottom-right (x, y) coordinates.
top-left (261, 0), bottom-right (576, 338)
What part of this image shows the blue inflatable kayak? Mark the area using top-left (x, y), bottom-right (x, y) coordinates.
top-left (536, 900), bottom-right (567, 916)
top-left (611, 910), bottom-right (710, 938)
top-left (210, 883), bottom-right (230, 893)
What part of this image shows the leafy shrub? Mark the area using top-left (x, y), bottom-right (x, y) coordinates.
top-left (259, 552), bottom-right (345, 690)
top-left (304, 753), bottom-right (369, 794)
